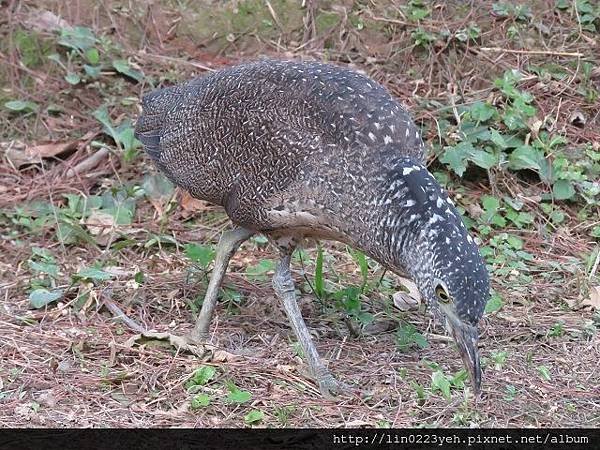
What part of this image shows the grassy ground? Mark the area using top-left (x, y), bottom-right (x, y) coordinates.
top-left (1, 0), bottom-right (599, 427)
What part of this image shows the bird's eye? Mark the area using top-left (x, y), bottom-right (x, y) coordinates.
top-left (435, 285), bottom-right (451, 303)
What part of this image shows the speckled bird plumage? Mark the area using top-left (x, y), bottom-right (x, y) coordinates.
top-left (135, 59), bottom-right (490, 395)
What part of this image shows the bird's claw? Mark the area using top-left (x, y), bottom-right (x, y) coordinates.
top-left (316, 374), bottom-right (352, 398)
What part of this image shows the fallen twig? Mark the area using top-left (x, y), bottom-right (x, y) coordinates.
top-left (65, 147), bottom-right (110, 178)
top-left (478, 47), bottom-right (584, 58)
top-left (101, 289), bottom-right (146, 333)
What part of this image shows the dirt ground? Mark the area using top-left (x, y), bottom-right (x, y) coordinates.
top-left (1, 0), bottom-right (599, 427)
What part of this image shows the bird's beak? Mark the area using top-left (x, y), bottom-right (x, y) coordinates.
top-left (447, 319), bottom-right (481, 396)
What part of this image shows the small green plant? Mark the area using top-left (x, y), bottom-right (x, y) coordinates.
top-left (185, 366), bottom-right (217, 389)
top-left (431, 370), bottom-right (452, 400)
top-left (225, 381), bottom-right (252, 404)
top-left (49, 25), bottom-right (145, 86)
top-left (484, 292), bottom-right (504, 314)
top-left (245, 259), bottom-right (276, 281)
top-left (537, 365), bottom-right (552, 381)
top-left (185, 244), bottom-right (216, 269)
top-left (395, 322), bottom-right (429, 352)
top-left (3, 99), bottom-right (39, 114)
top-left (274, 406), bottom-right (295, 427)
top-left (411, 28), bottom-right (437, 47)
top-left (404, 0), bottom-right (430, 22)
top-left (93, 106), bottom-right (141, 162)
top-left (492, 2), bottom-right (532, 22)
top-left (455, 23), bottom-right (481, 42)
top-left (504, 384), bottom-right (517, 401)
top-left (190, 393), bottom-right (212, 409)
top-left (548, 321), bottom-right (565, 338)
top-left (409, 380), bottom-right (428, 405)
top-left (556, 0), bottom-right (600, 32)
top-left (489, 350), bottom-right (509, 369)
top-left (244, 409), bottom-right (265, 425)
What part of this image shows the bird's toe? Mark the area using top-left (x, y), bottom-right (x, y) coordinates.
top-left (317, 374), bottom-right (353, 398)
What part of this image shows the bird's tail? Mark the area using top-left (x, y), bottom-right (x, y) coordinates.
top-left (134, 85), bottom-right (181, 161)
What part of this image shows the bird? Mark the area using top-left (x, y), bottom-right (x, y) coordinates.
top-left (134, 59), bottom-right (490, 397)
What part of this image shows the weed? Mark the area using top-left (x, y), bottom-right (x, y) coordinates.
top-left (395, 322), bottom-right (429, 352)
top-left (244, 409), bottom-right (265, 425)
top-left (274, 406), bottom-right (295, 426)
top-left (225, 381), bottom-right (252, 404)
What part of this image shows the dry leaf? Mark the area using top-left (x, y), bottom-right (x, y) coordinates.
top-left (5, 140), bottom-right (77, 167)
top-left (180, 190), bottom-right (208, 212)
top-left (211, 349), bottom-right (239, 362)
top-left (84, 210), bottom-right (116, 246)
top-left (465, 202), bottom-right (484, 219)
top-left (3, 140), bottom-right (29, 167)
top-left (392, 277), bottom-right (421, 311)
top-left (569, 111), bottom-right (586, 128)
top-left (581, 286), bottom-right (600, 310)
top-left (123, 331), bottom-right (209, 357)
top-left (24, 10), bottom-right (69, 32)
top-left (27, 141), bottom-right (77, 158)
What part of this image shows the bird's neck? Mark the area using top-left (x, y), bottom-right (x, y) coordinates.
top-left (352, 208), bottom-right (432, 284)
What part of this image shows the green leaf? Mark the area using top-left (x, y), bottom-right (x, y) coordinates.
top-left (226, 382), bottom-right (252, 404)
top-left (112, 59), bottom-right (144, 83)
top-left (537, 365), bottom-right (551, 381)
top-left (349, 248), bottom-right (368, 290)
top-left (508, 145), bottom-right (551, 181)
top-left (246, 259), bottom-right (276, 281)
top-left (506, 235), bottom-right (523, 249)
top-left (489, 129), bottom-right (508, 149)
top-left (504, 384), bottom-right (517, 401)
top-left (190, 393), bottom-right (211, 409)
top-left (431, 370), bottom-right (452, 400)
top-left (93, 106), bottom-right (119, 144)
top-left (58, 26), bottom-right (97, 51)
top-left (468, 101), bottom-right (496, 122)
top-left (85, 47), bottom-right (100, 64)
top-left (4, 100), bottom-right (38, 112)
top-left (115, 122), bottom-right (138, 152)
top-left (314, 246), bottom-right (325, 298)
top-left (552, 179), bottom-right (575, 200)
top-left (28, 260), bottom-right (59, 277)
top-left (396, 322), bottom-right (429, 352)
top-left (468, 149), bottom-right (498, 170)
top-left (244, 409), bottom-right (265, 425)
top-left (142, 174), bottom-right (174, 200)
top-left (185, 244), bottom-right (215, 268)
top-left (440, 144), bottom-right (470, 176)
top-left (502, 108), bottom-right (527, 130)
top-left (134, 271), bottom-right (145, 284)
top-left (65, 72), bottom-right (81, 85)
top-left (29, 289), bottom-right (63, 309)
top-left (485, 293), bottom-right (504, 314)
top-left (450, 369), bottom-right (468, 388)
top-left (84, 65), bottom-right (101, 78)
top-left (187, 366), bottom-right (216, 387)
top-left (513, 97), bottom-right (537, 117)
top-left (76, 267), bottom-right (113, 280)
top-left (481, 195), bottom-right (500, 213)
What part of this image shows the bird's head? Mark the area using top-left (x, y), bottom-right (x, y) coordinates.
top-left (382, 158), bottom-right (490, 395)
top-left (415, 236), bottom-right (489, 396)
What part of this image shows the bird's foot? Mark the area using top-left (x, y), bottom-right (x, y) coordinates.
top-left (185, 329), bottom-right (209, 346)
top-left (316, 373), bottom-right (353, 398)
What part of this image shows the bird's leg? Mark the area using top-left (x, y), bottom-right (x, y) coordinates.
top-left (272, 247), bottom-right (349, 397)
top-left (187, 227), bottom-right (254, 343)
